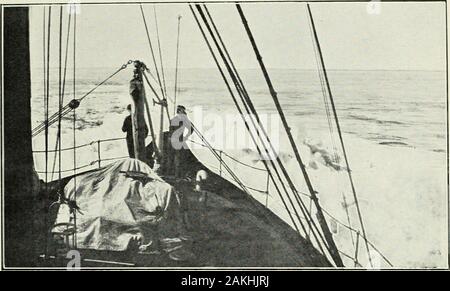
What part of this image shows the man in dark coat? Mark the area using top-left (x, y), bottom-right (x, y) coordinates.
top-left (169, 105), bottom-right (193, 178)
top-left (122, 104), bottom-right (148, 158)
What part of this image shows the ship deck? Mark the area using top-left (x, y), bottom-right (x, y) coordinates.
top-left (38, 150), bottom-right (331, 268)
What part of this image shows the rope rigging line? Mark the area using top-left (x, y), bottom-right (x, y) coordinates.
top-left (201, 4), bottom-right (331, 252)
top-left (191, 123), bottom-right (252, 196)
top-left (309, 23), bottom-right (339, 163)
top-left (52, 8), bottom-right (72, 182)
top-left (142, 70), bottom-right (171, 122)
top-left (236, 3), bottom-right (343, 267)
top-left (320, 207), bottom-right (393, 267)
top-left (199, 3), bottom-right (318, 239)
top-left (191, 7), bottom-right (310, 240)
top-left (190, 4), bottom-right (307, 239)
top-left (306, 9), bottom-right (354, 247)
top-left (43, 7), bottom-right (47, 184)
top-left (72, 7), bottom-right (78, 249)
top-left (142, 70), bottom-right (162, 102)
top-left (43, 4), bottom-right (51, 258)
top-left (306, 3), bottom-right (373, 267)
top-left (57, 6), bottom-right (64, 185)
top-left (200, 4), bottom-right (334, 255)
top-left (153, 6), bottom-right (168, 100)
top-left (43, 7), bottom-right (51, 187)
top-left (139, 4), bottom-right (166, 100)
top-left (173, 15), bottom-right (182, 116)
top-left (32, 61), bottom-right (133, 138)
top-left (306, 9), bottom-right (338, 162)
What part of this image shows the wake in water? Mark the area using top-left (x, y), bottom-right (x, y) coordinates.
top-left (303, 139), bottom-right (348, 172)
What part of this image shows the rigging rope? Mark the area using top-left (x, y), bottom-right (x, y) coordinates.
top-left (32, 61), bottom-right (133, 138)
top-left (43, 5), bottom-right (51, 257)
top-left (191, 123), bottom-right (251, 196)
top-left (153, 6), bottom-right (168, 100)
top-left (190, 4), bottom-right (307, 239)
top-left (57, 6), bottom-right (64, 186)
top-left (306, 3), bottom-right (372, 267)
top-left (201, 4), bottom-right (329, 249)
top-left (199, 3), bottom-right (314, 238)
top-left (139, 4), bottom-right (166, 100)
top-left (307, 9), bottom-right (355, 247)
top-left (52, 8), bottom-right (72, 182)
top-left (235, 3), bottom-right (343, 266)
top-left (309, 19), bottom-right (339, 162)
top-left (42, 7), bottom-right (47, 183)
top-left (45, 7), bottom-right (52, 182)
top-left (201, 4), bottom-right (335, 252)
top-left (72, 7), bottom-right (78, 249)
top-left (207, 3), bottom-right (339, 258)
top-left (321, 207), bottom-right (393, 267)
top-left (173, 15), bottom-right (182, 116)
top-left (142, 71), bottom-right (171, 122)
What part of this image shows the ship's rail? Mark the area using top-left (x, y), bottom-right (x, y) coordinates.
top-left (33, 137), bottom-right (129, 172)
top-left (32, 136), bottom-right (392, 268)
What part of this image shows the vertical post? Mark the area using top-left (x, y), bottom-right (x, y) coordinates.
top-left (130, 61), bottom-right (148, 162)
top-left (97, 140), bottom-right (101, 168)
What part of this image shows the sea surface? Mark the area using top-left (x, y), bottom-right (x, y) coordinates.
top-left (30, 67), bottom-right (447, 268)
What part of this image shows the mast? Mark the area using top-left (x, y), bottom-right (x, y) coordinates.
top-left (130, 61), bottom-right (149, 162)
top-left (236, 4), bottom-right (343, 267)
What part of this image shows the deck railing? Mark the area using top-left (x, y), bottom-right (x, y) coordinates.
top-left (33, 137), bottom-right (129, 174)
top-left (32, 136), bottom-right (271, 196)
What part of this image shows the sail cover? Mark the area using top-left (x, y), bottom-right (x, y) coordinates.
top-left (55, 158), bottom-right (183, 251)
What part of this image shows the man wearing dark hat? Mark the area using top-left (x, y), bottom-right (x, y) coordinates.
top-left (122, 104), bottom-right (148, 158)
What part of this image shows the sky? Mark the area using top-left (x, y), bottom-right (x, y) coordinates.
top-left (29, 1), bottom-right (446, 71)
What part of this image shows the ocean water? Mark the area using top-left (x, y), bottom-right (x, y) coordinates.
top-left (30, 67), bottom-right (447, 268)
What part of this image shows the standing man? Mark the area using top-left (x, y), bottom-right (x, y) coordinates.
top-left (122, 104), bottom-right (148, 159)
top-left (169, 105), bottom-right (193, 178)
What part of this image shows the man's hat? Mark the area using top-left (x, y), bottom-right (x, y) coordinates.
top-left (177, 105), bottom-right (186, 112)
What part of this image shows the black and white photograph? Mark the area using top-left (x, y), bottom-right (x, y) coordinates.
top-left (1, 0), bottom-right (448, 273)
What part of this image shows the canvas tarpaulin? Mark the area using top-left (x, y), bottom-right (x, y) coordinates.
top-left (54, 158), bottom-right (184, 251)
